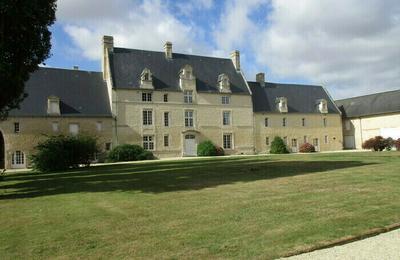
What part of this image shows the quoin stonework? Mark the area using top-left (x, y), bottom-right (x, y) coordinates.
top-left (1, 36), bottom-right (399, 169)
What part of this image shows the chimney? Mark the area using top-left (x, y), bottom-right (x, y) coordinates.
top-left (164, 41), bottom-right (172, 59)
top-left (73, 65), bottom-right (79, 70)
top-left (256, 73), bottom-right (265, 87)
top-left (102, 35), bottom-right (114, 79)
top-left (230, 50), bottom-right (240, 71)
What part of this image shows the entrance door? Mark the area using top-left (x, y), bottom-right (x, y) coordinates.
top-left (11, 151), bottom-right (26, 169)
top-left (0, 131), bottom-right (4, 169)
top-left (344, 135), bottom-right (356, 149)
top-left (184, 135), bottom-right (197, 156)
top-left (313, 138), bottom-right (320, 152)
top-left (291, 139), bottom-right (298, 153)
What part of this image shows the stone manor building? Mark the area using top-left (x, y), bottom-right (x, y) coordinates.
top-left (0, 36), bottom-right (344, 169)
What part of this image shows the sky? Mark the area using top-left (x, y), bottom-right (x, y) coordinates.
top-left (46, 0), bottom-right (400, 99)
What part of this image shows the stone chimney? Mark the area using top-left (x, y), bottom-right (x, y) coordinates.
top-left (73, 65), bottom-right (79, 70)
top-left (102, 35), bottom-right (114, 80)
top-left (164, 41), bottom-right (172, 59)
top-left (256, 73), bottom-right (265, 87)
top-left (230, 50), bottom-right (240, 71)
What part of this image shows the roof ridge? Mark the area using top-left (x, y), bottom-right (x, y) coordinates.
top-left (336, 89), bottom-right (400, 101)
top-left (38, 66), bottom-right (101, 74)
top-left (248, 81), bottom-right (322, 88)
top-left (113, 47), bottom-right (231, 61)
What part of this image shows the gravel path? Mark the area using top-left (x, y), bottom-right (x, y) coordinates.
top-left (285, 229), bottom-right (400, 260)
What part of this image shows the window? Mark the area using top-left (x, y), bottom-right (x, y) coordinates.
top-left (52, 122), bottom-right (59, 132)
top-left (143, 135), bottom-right (154, 150)
top-left (282, 118), bottom-right (287, 127)
top-left (266, 137), bottom-right (270, 146)
top-left (313, 138), bottom-right (319, 147)
top-left (283, 136), bottom-right (287, 145)
top-left (96, 121), bottom-right (102, 132)
top-left (105, 142), bottom-right (112, 151)
top-left (323, 118), bottom-right (327, 127)
top-left (164, 135), bottom-right (169, 147)
top-left (324, 135), bottom-right (329, 144)
top-left (143, 109), bottom-right (153, 126)
top-left (264, 118), bottom-right (269, 127)
top-left (223, 134), bottom-right (232, 149)
top-left (184, 90), bottom-right (193, 103)
top-left (291, 139), bottom-right (298, 148)
top-left (222, 96), bottom-right (230, 104)
top-left (12, 151), bottom-right (25, 165)
top-left (302, 118), bottom-right (306, 127)
top-left (142, 92), bottom-right (152, 102)
top-left (163, 94), bottom-right (168, 102)
top-left (303, 136), bottom-right (307, 144)
top-left (222, 111), bottom-right (231, 126)
top-left (69, 123), bottom-right (79, 136)
top-left (184, 110), bottom-right (194, 127)
top-left (164, 112), bottom-right (169, 127)
top-left (14, 122), bottom-right (20, 133)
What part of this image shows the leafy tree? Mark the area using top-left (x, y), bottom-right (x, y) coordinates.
top-left (270, 136), bottom-right (289, 154)
top-left (0, 0), bottom-right (57, 119)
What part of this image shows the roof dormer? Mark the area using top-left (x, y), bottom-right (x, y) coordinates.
top-left (218, 74), bottom-right (231, 93)
top-left (47, 96), bottom-right (60, 115)
top-left (140, 68), bottom-right (154, 89)
top-left (179, 65), bottom-right (196, 90)
top-left (276, 97), bottom-right (288, 113)
top-left (179, 64), bottom-right (194, 80)
top-left (317, 99), bottom-right (328, 114)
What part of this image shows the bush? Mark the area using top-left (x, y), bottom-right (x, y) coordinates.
top-left (395, 138), bottom-right (400, 151)
top-left (362, 136), bottom-right (389, 151)
top-left (299, 143), bottom-right (315, 153)
top-left (107, 144), bottom-right (153, 162)
top-left (215, 146), bottom-right (225, 156)
top-left (31, 135), bottom-right (98, 172)
top-left (383, 137), bottom-right (395, 151)
top-left (270, 136), bottom-right (289, 154)
top-left (197, 140), bottom-right (217, 156)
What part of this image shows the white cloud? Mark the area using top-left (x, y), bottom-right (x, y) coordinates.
top-left (257, 0), bottom-right (400, 98)
top-left (56, 0), bottom-right (213, 60)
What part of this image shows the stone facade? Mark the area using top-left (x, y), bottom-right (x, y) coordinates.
top-left (0, 117), bottom-right (113, 169)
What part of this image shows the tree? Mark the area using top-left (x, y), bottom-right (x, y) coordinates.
top-left (270, 136), bottom-right (289, 154)
top-left (0, 0), bottom-right (57, 119)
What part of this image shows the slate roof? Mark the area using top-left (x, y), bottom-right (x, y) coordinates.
top-left (9, 67), bottom-right (112, 117)
top-left (248, 81), bottom-right (340, 114)
top-left (335, 90), bottom-right (400, 118)
top-left (109, 48), bottom-right (250, 94)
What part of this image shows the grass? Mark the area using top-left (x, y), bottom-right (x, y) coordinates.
top-left (1, 152), bottom-right (400, 259)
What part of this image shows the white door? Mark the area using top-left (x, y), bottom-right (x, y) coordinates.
top-left (184, 135), bottom-right (197, 156)
top-left (313, 138), bottom-right (320, 152)
top-left (11, 151), bottom-right (26, 169)
top-left (291, 139), bottom-right (298, 153)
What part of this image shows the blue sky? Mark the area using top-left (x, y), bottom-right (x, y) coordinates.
top-left (46, 0), bottom-right (400, 99)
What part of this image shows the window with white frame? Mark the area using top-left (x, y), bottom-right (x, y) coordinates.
top-left (14, 122), bottom-right (20, 133)
top-left (164, 112), bottom-right (169, 127)
top-left (12, 151), bottom-right (25, 165)
top-left (184, 110), bottom-right (194, 127)
top-left (143, 135), bottom-right (154, 150)
top-left (142, 92), bottom-right (152, 102)
top-left (313, 138), bottom-right (319, 147)
top-left (266, 137), bottom-right (270, 146)
top-left (163, 94), bottom-right (168, 102)
top-left (324, 135), bottom-right (328, 144)
top-left (96, 121), bottom-right (102, 132)
top-left (142, 109), bottom-right (153, 126)
top-left (222, 111), bottom-right (231, 126)
top-left (52, 122), bottom-right (59, 132)
top-left (302, 118), bottom-right (306, 127)
top-left (223, 134), bottom-right (232, 149)
top-left (164, 135), bottom-right (169, 147)
top-left (221, 96), bottom-right (230, 105)
top-left (282, 118), bottom-right (287, 127)
top-left (69, 123), bottom-right (79, 135)
top-left (183, 90), bottom-right (193, 103)
top-left (265, 117), bottom-right (269, 127)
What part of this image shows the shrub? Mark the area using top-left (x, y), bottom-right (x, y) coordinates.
top-left (31, 135), bottom-right (98, 172)
top-left (383, 137), bottom-right (395, 151)
top-left (107, 144), bottom-right (152, 162)
top-left (197, 140), bottom-right (217, 156)
top-left (362, 136), bottom-right (389, 151)
top-left (299, 143), bottom-right (315, 153)
top-left (215, 146), bottom-right (225, 156)
top-left (395, 138), bottom-right (400, 151)
top-left (270, 136), bottom-right (289, 154)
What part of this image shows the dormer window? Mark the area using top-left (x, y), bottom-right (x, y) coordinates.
top-left (179, 65), bottom-right (194, 80)
top-left (140, 68), bottom-right (154, 89)
top-left (179, 65), bottom-right (196, 90)
top-left (47, 96), bottom-right (60, 115)
top-left (218, 74), bottom-right (231, 93)
top-left (276, 97), bottom-right (288, 113)
top-left (318, 99), bottom-right (328, 113)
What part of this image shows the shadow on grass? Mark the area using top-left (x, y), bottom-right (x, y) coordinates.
top-left (0, 157), bottom-right (374, 200)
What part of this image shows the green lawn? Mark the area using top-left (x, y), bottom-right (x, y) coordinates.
top-left (1, 152), bottom-right (400, 259)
